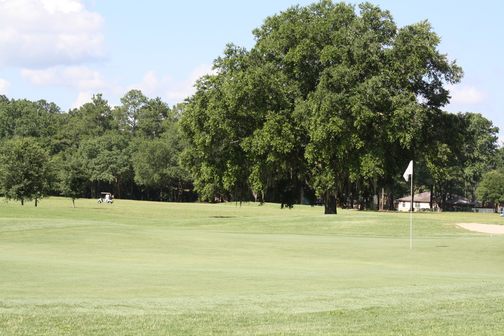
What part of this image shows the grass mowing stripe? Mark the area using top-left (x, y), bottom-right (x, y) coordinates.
top-left (1, 197), bottom-right (503, 335)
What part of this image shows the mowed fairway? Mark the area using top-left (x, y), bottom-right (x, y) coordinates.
top-left (1, 198), bottom-right (504, 335)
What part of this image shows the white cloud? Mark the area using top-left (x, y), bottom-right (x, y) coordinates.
top-left (72, 91), bottom-right (93, 108)
top-left (20, 64), bottom-right (215, 109)
top-left (21, 66), bottom-right (106, 90)
top-left (41, 0), bottom-right (83, 14)
top-left (165, 64), bottom-right (215, 102)
top-left (128, 64), bottom-right (215, 104)
top-left (0, 78), bottom-right (10, 94)
top-left (448, 85), bottom-right (487, 105)
top-left (0, 0), bottom-right (104, 68)
top-left (128, 71), bottom-right (172, 99)
top-left (21, 65), bottom-right (109, 108)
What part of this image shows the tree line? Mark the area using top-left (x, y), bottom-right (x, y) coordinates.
top-left (0, 92), bottom-right (193, 207)
top-left (0, 1), bottom-right (502, 212)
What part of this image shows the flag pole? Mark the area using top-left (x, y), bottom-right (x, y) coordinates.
top-left (409, 162), bottom-right (414, 249)
top-left (403, 160), bottom-right (414, 249)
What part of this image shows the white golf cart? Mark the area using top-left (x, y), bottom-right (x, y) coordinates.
top-left (97, 192), bottom-right (114, 204)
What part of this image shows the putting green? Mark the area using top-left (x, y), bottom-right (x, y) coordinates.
top-left (1, 198), bottom-right (503, 335)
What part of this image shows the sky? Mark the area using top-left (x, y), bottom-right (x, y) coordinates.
top-left (0, 0), bottom-right (502, 143)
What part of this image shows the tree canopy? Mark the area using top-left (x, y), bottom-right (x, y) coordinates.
top-left (0, 2), bottom-right (500, 212)
top-left (181, 1), bottom-right (466, 213)
top-left (0, 137), bottom-right (52, 206)
top-left (476, 169), bottom-right (504, 208)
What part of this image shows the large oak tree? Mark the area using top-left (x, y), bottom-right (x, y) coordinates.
top-left (182, 1), bottom-right (462, 213)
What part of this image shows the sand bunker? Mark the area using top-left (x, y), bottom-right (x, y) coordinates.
top-left (457, 223), bottom-right (504, 235)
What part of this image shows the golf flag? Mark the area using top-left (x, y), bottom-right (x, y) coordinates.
top-left (403, 160), bottom-right (414, 249)
top-left (403, 160), bottom-right (413, 181)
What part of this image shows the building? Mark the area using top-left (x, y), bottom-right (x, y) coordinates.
top-left (445, 195), bottom-right (477, 212)
top-left (397, 191), bottom-right (479, 212)
top-left (397, 191), bottom-right (432, 212)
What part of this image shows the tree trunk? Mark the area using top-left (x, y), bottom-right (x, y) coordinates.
top-left (72, 198), bottom-right (76, 208)
top-left (35, 198), bottom-right (38, 207)
top-left (324, 192), bottom-right (337, 214)
top-left (386, 191), bottom-right (394, 210)
top-left (299, 187), bottom-right (304, 205)
top-left (21, 198), bottom-right (24, 206)
top-left (380, 188), bottom-right (385, 211)
top-left (115, 177), bottom-right (121, 199)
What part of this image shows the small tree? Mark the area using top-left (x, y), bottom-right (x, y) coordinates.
top-left (58, 153), bottom-right (88, 207)
top-left (78, 131), bottom-right (132, 198)
top-left (476, 169), bottom-right (504, 210)
top-left (0, 137), bottom-right (51, 206)
top-left (132, 123), bottom-right (189, 201)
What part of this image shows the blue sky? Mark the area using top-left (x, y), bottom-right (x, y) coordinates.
top-left (0, 0), bottom-right (502, 142)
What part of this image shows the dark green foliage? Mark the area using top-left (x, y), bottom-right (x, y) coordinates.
top-left (496, 147), bottom-right (504, 170)
top-left (132, 123), bottom-right (191, 201)
top-left (113, 89), bottom-right (148, 134)
top-left (0, 2), bottom-right (500, 210)
top-left (181, 1), bottom-right (471, 213)
top-left (62, 94), bottom-right (113, 145)
top-left (77, 131), bottom-right (132, 198)
top-left (136, 97), bottom-right (171, 139)
top-left (0, 137), bottom-right (52, 206)
top-left (0, 98), bottom-right (64, 154)
top-left (422, 112), bottom-right (498, 208)
top-left (57, 152), bottom-right (88, 207)
top-left (476, 169), bottom-right (504, 208)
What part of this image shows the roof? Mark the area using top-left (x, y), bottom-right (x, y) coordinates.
top-left (397, 192), bottom-right (477, 206)
top-left (446, 195), bottom-right (476, 206)
top-left (397, 191), bottom-right (431, 203)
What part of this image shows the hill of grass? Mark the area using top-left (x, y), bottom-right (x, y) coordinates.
top-left (1, 197), bottom-right (503, 335)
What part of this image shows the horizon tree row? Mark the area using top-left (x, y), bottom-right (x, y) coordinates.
top-left (0, 1), bottom-right (502, 212)
top-left (0, 90), bottom-right (501, 210)
top-left (0, 91), bottom-right (193, 207)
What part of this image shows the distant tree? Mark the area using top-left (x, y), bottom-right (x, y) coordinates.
top-left (460, 113), bottom-right (499, 199)
top-left (0, 95), bottom-right (10, 139)
top-left (57, 152), bottom-right (88, 207)
top-left (132, 123), bottom-right (189, 200)
top-left (78, 131), bottom-right (132, 198)
top-left (476, 169), bottom-right (504, 209)
top-left (170, 102), bottom-right (186, 121)
top-left (63, 94), bottom-right (113, 144)
top-left (0, 137), bottom-right (52, 206)
top-left (420, 112), bottom-right (498, 209)
top-left (113, 89), bottom-right (148, 134)
top-left (181, 45), bottom-right (254, 202)
top-left (496, 147), bottom-right (504, 170)
top-left (136, 97), bottom-right (171, 139)
top-left (423, 112), bottom-right (465, 208)
top-left (0, 98), bottom-right (62, 144)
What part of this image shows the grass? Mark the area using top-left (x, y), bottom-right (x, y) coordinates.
top-left (1, 197), bottom-right (503, 335)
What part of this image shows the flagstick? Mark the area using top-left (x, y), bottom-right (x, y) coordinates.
top-left (409, 203), bottom-right (413, 249)
top-left (403, 160), bottom-right (414, 250)
top-left (410, 165), bottom-right (414, 250)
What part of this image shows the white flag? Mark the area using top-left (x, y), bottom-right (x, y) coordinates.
top-left (403, 160), bottom-right (413, 181)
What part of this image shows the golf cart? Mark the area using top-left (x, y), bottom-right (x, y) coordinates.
top-left (97, 192), bottom-right (113, 204)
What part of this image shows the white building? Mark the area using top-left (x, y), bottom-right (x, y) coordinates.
top-left (397, 191), bottom-right (432, 212)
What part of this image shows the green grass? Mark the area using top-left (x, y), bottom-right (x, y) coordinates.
top-left (1, 197), bottom-right (503, 335)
